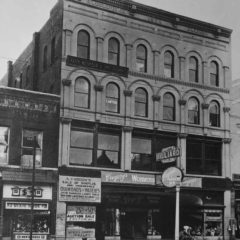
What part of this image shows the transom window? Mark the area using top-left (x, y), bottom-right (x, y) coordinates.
top-left (210, 61), bottom-right (219, 86)
top-left (108, 38), bottom-right (120, 65)
top-left (74, 77), bottom-right (90, 109)
top-left (135, 88), bottom-right (148, 117)
top-left (106, 82), bottom-right (120, 113)
top-left (136, 44), bottom-right (147, 73)
top-left (188, 97), bottom-right (199, 124)
top-left (209, 101), bottom-right (220, 127)
top-left (21, 129), bottom-right (43, 168)
top-left (77, 30), bottom-right (90, 59)
top-left (163, 93), bottom-right (175, 121)
top-left (189, 57), bottom-right (198, 82)
top-left (164, 51), bottom-right (174, 78)
top-left (0, 126), bottom-right (9, 165)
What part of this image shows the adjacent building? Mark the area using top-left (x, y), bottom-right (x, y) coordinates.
top-left (1, 0), bottom-right (233, 240)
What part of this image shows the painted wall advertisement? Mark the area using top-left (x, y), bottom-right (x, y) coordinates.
top-left (66, 227), bottom-right (95, 239)
top-left (59, 176), bottom-right (101, 203)
top-left (67, 206), bottom-right (96, 222)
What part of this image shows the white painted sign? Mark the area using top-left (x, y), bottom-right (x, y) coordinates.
top-left (156, 146), bottom-right (181, 163)
top-left (161, 167), bottom-right (183, 188)
top-left (5, 201), bottom-right (49, 210)
top-left (14, 234), bottom-right (47, 240)
top-left (181, 177), bottom-right (202, 188)
top-left (59, 176), bottom-right (101, 203)
top-left (67, 206), bottom-right (96, 222)
top-left (66, 227), bottom-right (95, 238)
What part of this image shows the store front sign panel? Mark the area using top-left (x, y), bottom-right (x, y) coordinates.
top-left (14, 234), bottom-right (47, 240)
top-left (181, 177), bottom-right (202, 188)
top-left (5, 201), bottom-right (49, 210)
top-left (66, 227), bottom-right (95, 238)
top-left (67, 206), bottom-right (96, 222)
top-left (59, 176), bottom-right (101, 203)
top-left (102, 171), bottom-right (155, 185)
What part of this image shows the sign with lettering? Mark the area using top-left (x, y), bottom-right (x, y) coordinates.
top-left (161, 167), bottom-right (183, 188)
top-left (59, 176), bottom-right (101, 203)
top-left (14, 234), bottom-right (47, 240)
top-left (3, 185), bottom-right (52, 200)
top-left (156, 146), bottom-right (181, 163)
top-left (66, 227), bottom-right (95, 239)
top-left (67, 206), bottom-right (96, 222)
top-left (5, 201), bottom-right (49, 210)
top-left (101, 171), bottom-right (155, 185)
top-left (181, 177), bottom-right (202, 188)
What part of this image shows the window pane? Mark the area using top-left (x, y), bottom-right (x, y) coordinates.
top-left (78, 31), bottom-right (89, 46)
top-left (164, 67), bottom-right (172, 78)
top-left (0, 127), bottom-right (9, 164)
top-left (109, 53), bottom-right (118, 65)
top-left (163, 93), bottom-right (174, 106)
top-left (136, 45), bottom-right (147, 72)
top-left (106, 98), bottom-right (118, 112)
top-left (22, 130), bottom-right (42, 148)
top-left (98, 134), bottom-right (119, 151)
top-left (97, 150), bottom-right (119, 166)
top-left (135, 102), bottom-right (146, 117)
top-left (75, 93), bottom-right (89, 108)
top-left (22, 149), bottom-right (42, 167)
top-left (70, 148), bottom-right (92, 166)
top-left (209, 102), bottom-right (220, 127)
top-left (75, 78), bottom-right (90, 108)
top-left (107, 83), bottom-right (118, 98)
top-left (109, 38), bottom-right (119, 52)
top-left (77, 46), bottom-right (89, 59)
top-left (136, 60), bottom-right (146, 72)
top-left (163, 107), bottom-right (174, 121)
top-left (137, 45), bottom-right (146, 59)
top-left (75, 78), bottom-right (89, 93)
top-left (71, 131), bottom-right (93, 148)
top-left (132, 138), bottom-right (151, 154)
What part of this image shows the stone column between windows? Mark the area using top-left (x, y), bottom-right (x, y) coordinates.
top-left (178, 56), bottom-right (185, 80)
top-left (122, 126), bottom-right (133, 170)
top-left (59, 117), bottom-right (72, 167)
top-left (125, 44), bottom-right (133, 69)
top-left (202, 103), bottom-right (209, 135)
top-left (63, 29), bottom-right (72, 57)
top-left (94, 84), bottom-right (103, 121)
top-left (224, 190), bottom-right (232, 240)
top-left (152, 95), bottom-right (160, 129)
top-left (124, 90), bottom-right (132, 125)
top-left (178, 99), bottom-right (186, 132)
top-left (202, 61), bottom-right (208, 85)
top-left (55, 199), bottom-right (67, 240)
top-left (62, 79), bottom-right (71, 112)
top-left (223, 66), bottom-right (230, 89)
top-left (223, 106), bottom-right (231, 136)
top-left (153, 50), bottom-right (160, 75)
top-left (222, 138), bottom-right (231, 178)
top-left (96, 37), bottom-right (104, 62)
top-left (177, 133), bottom-right (187, 173)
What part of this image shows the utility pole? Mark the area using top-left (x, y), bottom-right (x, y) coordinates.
top-left (29, 136), bottom-right (36, 240)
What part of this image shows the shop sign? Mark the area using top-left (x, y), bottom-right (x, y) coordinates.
top-left (161, 167), bottom-right (183, 188)
top-left (3, 185), bottom-right (52, 200)
top-left (67, 227), bottom-right (95, 238)
top-left (67, 206), bottom-right (96, 222)
top-left (14, 234), bottom-right (47, 240)
top-left (181, 177), bottom-right (202, 188)
top-left (156, 146), bottom-right (181, 163)
top-left (59, 176), bottom-right (101, 203)
top-left (102, 171), bottom-right (155, 185)
top-left (5, 201), bottom-right (49, 210)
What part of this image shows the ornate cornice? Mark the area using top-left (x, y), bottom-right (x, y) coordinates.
top-left (179, 99), bottom-right (186, 106)
top-left (152, 95), bottom-right (160, 102)
top-left (94, 84), bottom-right (104, 92)
top-left (62, 79), bottom-right (71, 86)
top-left (202, 103), bottom-right (209, 109)
top-left (223, 107), bottom-right (231, 113)
top-left (124, 90), bottom-right (132, 97)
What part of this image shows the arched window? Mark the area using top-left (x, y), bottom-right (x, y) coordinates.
top-left (77, 30), bottom-right (90, 59)
top-left (106, 82), bottom-right (120, 113)
top-left (189, 57), bottom-right (198, 82)
top-left (135, 88), bottom-right (148, 117)
top-left (210, 61), bottom-right (219, 86)
top-left (209, 101), bottom-right (220, 127)
top-left (163, 93), bottom-right (175, 121)
top-left (43, 46), bottom-right (48, 71)
top-left (164, 51), bottom-right (174, 78)
top-left (136, 44), bottom-right (147, 73)
top-left (188, 97), bottom-right (199, 124)
top-left (74, 77), bottom-right (90, 108)
top-left (108, 38), bottom-right (120, 65)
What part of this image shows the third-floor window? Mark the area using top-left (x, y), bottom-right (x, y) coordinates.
top-left (189, 57), bottom-right (198, 83)
top-left (106, 82), bottom-right (120, 113)
top-left (164, 51), bottom-right (174, 78)
top-left (135, 88), bottom-right (148, 117)
top-left (108, 38), bottom-right (120, 65)
top-left (136, 44), bottom-right (147, 73)
top-left (77, 30), bottom-right (90, 59)
top-left (74, 77), bottom-right (90, 109)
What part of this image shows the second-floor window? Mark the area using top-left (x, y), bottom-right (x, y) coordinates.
top-left (74, 77), bottom-right (90, 109)
top-left (43, 46), bottom-right (48, 72)
top-left (108, 38), bottom-right (120, 65)
top-left (189, 57), bottom-right (198, 83)
top-left (135, 88), bottom-right (148, 117)
top-left (77, 30), bottom-right (90, 59)
top-left (164, 51), bottom-right (174, 78)
top-left (210, 61), bottom-right (219, 86)
top-left (0, 126), bottom-right (9, 164)
top-left (209, 101), bottom-right (220, 127)
top-left (188, 97), bottom-right (200, 124)
top-left (163, 93), bottom-right (175, 121)
top-left (106, 82), bottom-right (119, 113)
top-left (136, 44), bottom-right (147, 73)
top-left (21, 129), bottom-right (42, 168)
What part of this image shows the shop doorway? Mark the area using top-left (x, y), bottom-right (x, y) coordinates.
top-left (121, 209), bottom-right (147, 240)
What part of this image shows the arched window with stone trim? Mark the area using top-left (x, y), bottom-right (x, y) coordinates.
top-left (163, 92), bottom-right (175, 121)
top-left (136, 44), bottom-right (147, 73)
top-left (210, 61), bottom-right (219, 86)
top-left (108, 38), bottom-right (120, 66)
top-left (135, 87), bottom-right (148, 117)
top-left (188, 97), bottom-right (200, 124)
top-left (209, 101), bottom-right (220, 127)
top-left (77, 30), bottom-right (90, 59)
top-left (189, 57), bottom-right (198, 83)
top-left (106, 82), bottom-right (120, 113)
top-left (164, 51), bottom-right (174, 78)
top-left (74, 77), bottom-right (90, 108)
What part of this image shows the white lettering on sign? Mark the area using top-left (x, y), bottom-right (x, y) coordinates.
top-left (5, 201), bottom-right (49, 210)
top-left (161, 167), bottom-right (183, 188)
top-left (66, 227), bottom-right (95, 238)
top-left (67, 206), bottom-right (96, 222)
top-left (181, 177), bottom-right (202, 188)
top-left (59, 176), bottom-right (101, 203)
top-left (14, 234), bottom-right (47, 240)
top-left (101, 171), bottom-right (155, 185)
top-left (156, 146), bottom-right (181, 163)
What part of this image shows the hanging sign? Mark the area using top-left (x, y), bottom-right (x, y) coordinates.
top-left (156, 146), bottom-right (181, 163)
top-left (67, 206), bottom-right (96, 222)
top-left (161, 167), bottom-right (183, 188)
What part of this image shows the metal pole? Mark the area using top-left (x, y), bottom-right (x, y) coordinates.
top-left (29, 136), bottom-right (36, 240)
top-left (175, 183), bottom-right (180, 240)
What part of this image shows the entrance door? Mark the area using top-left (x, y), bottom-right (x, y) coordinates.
top-left (121, 210), bottom-right (147, 240)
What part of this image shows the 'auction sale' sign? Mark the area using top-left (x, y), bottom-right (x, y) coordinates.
top-left (67, 206), bottom-right (96, 222)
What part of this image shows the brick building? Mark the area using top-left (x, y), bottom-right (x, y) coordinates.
top-left (2, 0), bottom-right (233, 240)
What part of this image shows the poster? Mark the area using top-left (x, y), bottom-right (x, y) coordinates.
top-left (67, 206), bottom-right (96, 222)
top-left (66, 227), bottom-right (95, 238)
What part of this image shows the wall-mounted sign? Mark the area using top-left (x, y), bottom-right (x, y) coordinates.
top-left (5, 201), bottom-right (49, 210)
top-left (59, 176), bottom-right (101, 203)
top-left (102, 171), bottom-right (155, 185)
top-left (66, 227), bottom-right (95, 239)
top-left (156, 146), bottom-right (181, 163)
top-left (67, 206), bottom-right (96, 222)
top-left (13, 234), bottom-right (47, 240)
top-left (161, 167), bottom-right (183, 188)
top-left (3, 185), bottom-right (52, 200)
top-left (181, 177), bottom-right (202, 188)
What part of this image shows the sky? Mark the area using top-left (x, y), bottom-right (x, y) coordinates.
top-left (0, 0), bottom-right (240, 81)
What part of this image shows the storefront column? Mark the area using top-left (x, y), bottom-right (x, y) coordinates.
top-left (96, 37), bottom-right (104, 62)
top-left (63, 29), bottom-right (72, 57)
top-left (152, 95), bottom-right (160, 129)
top-left (224, 190), bottom-right (232, 240)
top-left (55, 201), bottom-right (67, 240)
top-left (202, 103), bottom-right (209, 135)
top-left (124, 90), bottom-right (132, 125)
top-left (153, 50), bottom-right (160, 75)
top-left (94, 84), bottom-right (104, 121)
top-left (122, 126), bottom-right (133, 170)
top-left (125, 44), bottom-right (133, 69)
top-left (177, 133), bottom-right (187, 172)
top-left (178, 56), bottom-right (185, 81)
top-left (59, 117), bottom-right (71, 166)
